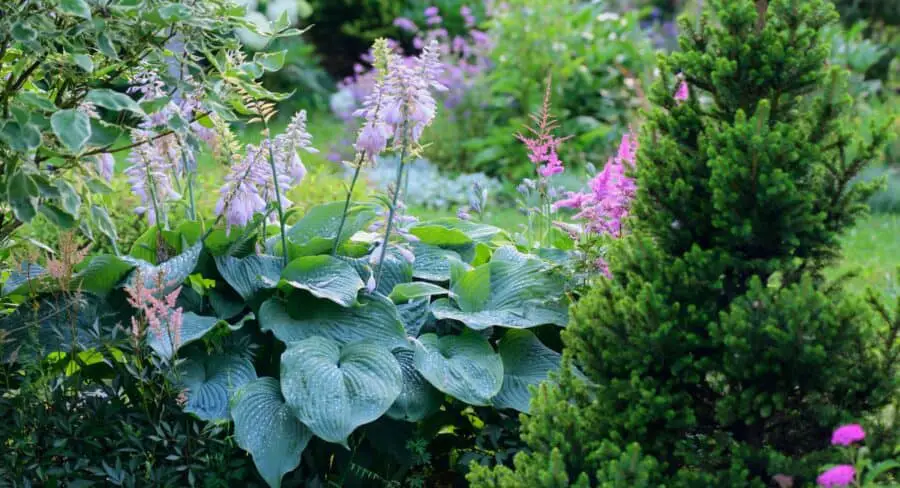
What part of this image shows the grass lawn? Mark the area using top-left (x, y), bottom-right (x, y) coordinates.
top-left (833, 213), bottom-right (900, 296)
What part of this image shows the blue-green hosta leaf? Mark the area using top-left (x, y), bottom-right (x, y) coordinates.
top-left (148, 312), bottom-right (221, 360)
top-left (124, 241), bottom-right (203, 295)
top-left (493, 330), bottom-right (561, 413)
top-left (258, 294), bottom-right (406, 349)
top-left (397, 298), bottom-right (431, 337)
top-left (73, 255), bottom-right (136, 297)
top-left (387, 347), bottom-right (442, 422)
top-left (373, 248), bottom-right (413, 295)
top-left (51, 109), bottom-right (91, 152)
top-left (413, 331), bottom-right (503, 406)
top-left (215, 255), bottom-right (281, 301)
top-left (411, 243), bottom-right (464, 282)
top-left (178, 351), bottom-right (256, 421)
top-left (388, 282), bottom-right (448, 304)
top-left (280, 255), bottom-right (363, 307)
top-left (281, 337), bottom-right (402, 445)
top-left (430, 246), bottom-right (568, 330)
top-left (0, 295), bottom-right (101, 364)
top-left (209, 287), bottom-right (246, 320)
top-left (2, 263), bottom-right (48, 296)
top-left (284, 201), bottom-right (377, 256)
top-left (232, 378), bottom-right (312, 488)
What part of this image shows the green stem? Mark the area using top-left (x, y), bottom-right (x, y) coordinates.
top-left (177, 134), bottom-right (196, 220)
top-left (375, 142), bottom-right (407, 282)
top-left (333, 157), bottom-right (363, 256)
top-left (262, 123), bottom-right (289, 267)
top-left (144, 159), bottom-right (164, 239)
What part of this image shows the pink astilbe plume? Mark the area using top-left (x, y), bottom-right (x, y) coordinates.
top-left (675, 80), bottom-right (689, 102)
top-left (553, 133), bottom-right (638, 237)
top-left (125, 272), bottom-right (185, 352)
top-left (830, 424), bottom-right (865, 446)
top-left (516, 78), bottom-right (569, 179)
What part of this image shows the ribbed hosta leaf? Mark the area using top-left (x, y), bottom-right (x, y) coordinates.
top-left (215, 255), bottom-right (281, 301)
top-left (285, 201), bottom-right (376, 256)
top-left (124, 241), bottom-right (203, 295)
top-left (258, 294), bottom-right (406, 349)
top-left (281, 337), bottom-right (402, 445)
top-left (178, 351), bottom-right (256, 421)
top-left (388, 282), bottom-right (449, 303)
top-left (280, 255), bottom-right (363, 307)
top-left (0, 294), bottom-right (101, 363)
top-left (2, 263), bottom-right (48, 296)
top-left (387, 347), bottom-right (442, 422)
top-left (411, 243), bottom-right (464, 282)
top-left (430, 246), bottom-right (568, 330)
top-left (147, 312), bottom-right (221, 360)
top-left (232, 378), bottom-right (312, 488)
top-left (397, 298), bottom-right (431, 337)
top-left (493, 330), bottom-right (561, 413)
top-left (373, 247), bottom-right (413, 295)
top-left (413, 331), bottom-right (503, 406)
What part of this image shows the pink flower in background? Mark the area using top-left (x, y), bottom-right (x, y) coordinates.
top-left (830, 424), bottom-right (865, 446)
top-left (517, 79), bottom-right (568, 180)
top-left (816, 465), bottom-right (855, 487)
top-left (424, 6), bottom-right (440, 17)
top-left (675, 80), bottom-right (689, 102)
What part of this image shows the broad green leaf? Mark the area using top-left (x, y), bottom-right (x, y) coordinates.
top-left (39, 203), bottom-right (76, 229)
top-left (51, 109), bottom-right (91, 152)
top-left (280, 255), bottom-right (363, 307)
top-left (179, 351), bottom-right (256, 421)
top-left (59, 0), bottom-right (92, 19)
top-left (258, 294), bottom-right (406, 349)
top-left (413, 331), bottom-right (503, 406)
top-left (148, 312), bottom-right (221, 359)
top-left (73, 53), bottom-right (93, 73)
top-left (387, 347), bottom-right (442, 422)
top-left (397, 298), bottom-right (430, 337)
top-left (125, 241), bottom-right (203, 295)
top-left (281, 337), bottom-right (402, 445)
top-left (430, 246), bottom-right (568, 330)
top-left (284, 201), bottom-right (376, 256)
top-left (493, 330), bottom-right (561, 413)
top-left (0, 295), bottom-right (101, 364)
top-left (0, 121), bottom-right (42, 152)
top-left (409, 225), bottom-right (472, 247)
top-left (1, 263), bottom-right (47, 296)
top-left (6, 169), bottom-right (39, 221)
top-left (255, 50), bottom-right (287, 72)
top-left (90, 205), bottom-right (118, 247)
top-left (209, 287), bottom-right (246, 320)
top-left (420, 218), bottom-right (507, 244)
top-left (11, 22), bottom-right (37, 42)
top-left (16, 92), bottom-right (56, 112)
top-left (411, 243), bottom-right (463, 282)
top-left (55, 180), bottom-right (81, 216)
top-left (86, 89), bottom-right (145, 114)
top-left (215, 255), bottom-right (281, 301)
top-left (73, 255), bottom-right (135, 297)
top-left (373, 248), bottom-right (413, 295)
top-left (388, 282), bottom-right (449, 303)
top-left (232, 378), bottom-right (312, 488)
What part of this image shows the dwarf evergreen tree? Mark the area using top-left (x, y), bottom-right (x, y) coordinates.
top-left (469, 0), bottom-right (898, 486)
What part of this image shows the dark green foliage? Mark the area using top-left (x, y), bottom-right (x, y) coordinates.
top-left (832, 0), bottom-right (900, 27)
top-left (469, 0), bottom-right (899, 486)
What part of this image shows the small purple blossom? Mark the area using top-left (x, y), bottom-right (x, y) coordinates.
top-left (830, 424), bottom-right (865, 446)
top-left (95, 153), bottom-right (115, 182)
top-left (816, 465), bottom-right (855, 487)
top-left (394, 17), bottom-right (418, 32)
top-left (461, 5), bottom-right (476, 27)
top-left (127, 64), bottom-right (166, 102)
top-left (382, 40), bottom-right (446, 143)
top-left (125, 129), bottom-right (180, 224)
top-left (424, 6), bottom-right (440, 17)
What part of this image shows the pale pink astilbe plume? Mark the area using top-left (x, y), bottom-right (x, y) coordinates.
top-left (553, 133), bottom-right (638, 237)
top-left (830, 424), bottom-right (865, 446)
top-left (125, 272), bottom-right (185, 351)
top-left (675, 80), bottom-right (689, 102)
top-left (516, 79), bottom-right (568, 180)
top-left (816, 465), bottom-right (855, 487)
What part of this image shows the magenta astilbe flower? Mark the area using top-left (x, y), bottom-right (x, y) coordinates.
top-left (553, 133), bottom-right (638, 237)
top-left (817, 465), bottom-right (855, 487)
top-left (675, 80), bottom-right (689, 102)
top-left (831, 424), bottom-right (866, 446)
top-left (95, 153), bottom-right (115, 182)
top-left (516, 80), bottom-right (568, 180)
top-left (125, 129), bottom-right (180, 224)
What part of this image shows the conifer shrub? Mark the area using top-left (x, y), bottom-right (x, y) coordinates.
top-left (469, 0), bottom-right (899, 486)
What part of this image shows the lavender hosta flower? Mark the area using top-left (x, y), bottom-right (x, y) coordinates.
top-left (215, 144), bottom-right (274, 233)
top-left (127, 64), bottom-right (166, 102)
top-left (383, 40), bottom-right (447, 144)
top-left (95, 153), bottom-right (115, 182)
top-left (461, 5), bottom-right (476, 27)
top-left (275, 110), bottom-right (318, 184)
top-left (424, 6), bottom-right (439, 17)
top-left (816, 465), bottom-right (855, 487)
top-left (830, 424), bottom-right (865, 446)
top-left (394, 17), bottom-right (418, 32)
top-left (126, 130), bottom-right (181, 224)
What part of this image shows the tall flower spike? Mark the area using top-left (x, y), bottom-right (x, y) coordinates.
top-left (516, 78), bottom-right (567, 179)
top-left (275, 110), bottom-right (318, 184)
top-left (354, 39), bottom-right (396, 162)
top-left (125, 129), bottom-right (180, 224)
top-left (382, 39), bottom-right (446, 144)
